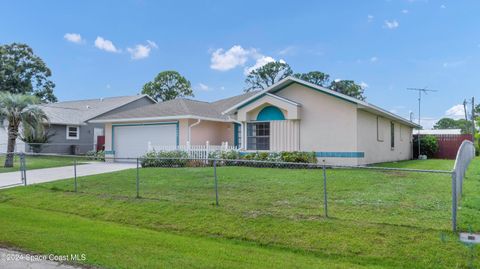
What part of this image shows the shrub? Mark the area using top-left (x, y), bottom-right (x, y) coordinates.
top-left (209, 150), bottom-right (241, 160)
top-left (141, 150), bottom-right (189, 167)
top-left (475, 134), bottom-right (480, 156)
top-left (255, 152), bottom-right (270, 161)
top-left (413, 135), bottom-right (439, 158)
top-left (140, 150), bottom-right (318, 167)
top-left (241, 151), bottom-right (316, 164)
top-left (280, 151), bottom-right (317, 163)
top-left (22, 127), bottom-right (55, 153)
top-left (86, 150), bottom-right (105, 161)
top-left (242, 153), bottom-right (257, 160)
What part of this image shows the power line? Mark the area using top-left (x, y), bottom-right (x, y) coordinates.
top-left (407, 87), bottom-right (438, 159)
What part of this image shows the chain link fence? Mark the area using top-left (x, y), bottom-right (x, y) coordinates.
top-left (0, 142), bottom-right (101, 155)
top-left (0, 143), bottom-right (476, 232)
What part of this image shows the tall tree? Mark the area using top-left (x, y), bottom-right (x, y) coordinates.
top-left (141, 71), bottom-right (194, 102)
top-left (0, 43), bottom-right (56, 102)
top-left (293, 71), bottom-right (330, 87)
top-left (0, 93), bottom-right (48, 167)
top-left (433, 117), bottom-right (473, 134)
top-left (244, 61), bottom-right (293, 92)
top-left (329, 80), bottom-right (366, 101)
top-left (433, 118), bottom-right (458, 129)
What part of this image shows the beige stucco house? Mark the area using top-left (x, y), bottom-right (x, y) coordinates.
top-left (89, 77), bottom-right (420, 165)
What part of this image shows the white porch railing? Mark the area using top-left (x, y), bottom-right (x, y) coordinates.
top-left (147, 141), bottom-right (238, 160)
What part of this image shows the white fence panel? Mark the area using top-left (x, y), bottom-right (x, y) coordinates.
top-left (451, 140), bottom-right (476, 231)
top-left (148, 141), bottom-right (238, 160)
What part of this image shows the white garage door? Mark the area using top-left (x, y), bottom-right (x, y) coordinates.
top-left (113, 124), bottom-right (177, 159)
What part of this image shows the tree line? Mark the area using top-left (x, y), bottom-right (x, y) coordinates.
top-left (141, 61), bottom-right (366, 102)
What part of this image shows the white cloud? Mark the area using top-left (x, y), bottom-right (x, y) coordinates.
top-left (420, 117), bottom-right (438, 129)
top-left (94, 36), bottom-right (120, 53)
top-left (401, 9), bottom-right (409, 14)
top-left (359, 81), bottom-right (369, 89)
top-left (367, 15), bottom-right (374, 22)
top-left (334, 78), bottom-right (341, 82)
top-left (146, 40), bottom-right (158, 49)
top-left (442, 60), bottom-right (466, 68)
top-left (384, 20), bottom-right (399, 29)
top-left (278, 46), bottom-right (295, 56)
top-left (197, 83), bottom-right (211, 91)
top-left (210, 45), bottom-right (251, 71)
top-left (370, 56), bottom-right (378, 63)
top-left (127, 40), bottom-right (158, 60)
top-left (440, 4), bottom-right (446, 9)
top-left (243, 55), bottom-right (276, 75)
top-left (210, 45), bottom-right (280, 75)
top-left (445, 104), bottom-right (466, 120)
top-left (106, 84), bottom-right (111, 89)
top-left (64, 33), bottom-right (84, 44)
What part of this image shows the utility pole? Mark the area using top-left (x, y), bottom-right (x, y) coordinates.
top-left (472, 96), bottom-right (476, 144)
top-left (463, 97), bottom-right (476, 143)
top-left (407, 87), bottom-right (437, 159)
top-left (463, 99), bottom-right (469, 121)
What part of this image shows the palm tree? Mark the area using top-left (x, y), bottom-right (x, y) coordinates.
top-left (0, 93), bottom-right (47, 167)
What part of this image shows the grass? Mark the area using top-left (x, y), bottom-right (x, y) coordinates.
top-left (373, 158), bottom-right (454, 171)
top-left (0, 158), bottom-right (478, 268)
top-left (0, 155), bottom-right (91, 173)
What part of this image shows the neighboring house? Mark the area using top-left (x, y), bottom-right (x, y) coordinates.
top-left (415, 129), bottom-right (473, 159)
top-left (27, 95), bottom-right (156, 154)
top-left (0, 120), bottom-right (25, 153)
top-left (89, 77), bottom-right (420, 165)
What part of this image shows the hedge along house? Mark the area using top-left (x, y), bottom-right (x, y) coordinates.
top-left (89, 77), bottom-right (420, 165)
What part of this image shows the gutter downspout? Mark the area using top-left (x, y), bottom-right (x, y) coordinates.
top-left (227, 116), bottom-right (244, 150)
top-left (188, 119), bottom-right (201, 143)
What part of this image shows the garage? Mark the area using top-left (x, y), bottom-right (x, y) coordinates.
top-left (113, 123), bottom-right (177, 159)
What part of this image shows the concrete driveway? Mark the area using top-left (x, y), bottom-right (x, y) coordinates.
top-left (0, 162), bottom-right (136, 189)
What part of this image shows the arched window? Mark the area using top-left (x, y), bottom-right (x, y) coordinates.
top-left (256, 106), bottom-right (285, 121)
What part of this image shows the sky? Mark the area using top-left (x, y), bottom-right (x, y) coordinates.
top-left (1, 0), bottom-right (479, 129)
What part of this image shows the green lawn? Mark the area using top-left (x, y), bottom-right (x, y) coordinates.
top-left (373, 158), bottom-right (454, 171)
top-left (0, 155), bottom-right (91, 173)
top-left (0, 158), bottom-right (478, 268)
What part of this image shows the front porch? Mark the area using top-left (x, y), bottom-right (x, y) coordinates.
top-left (228, 93), bottom-right (302, 152)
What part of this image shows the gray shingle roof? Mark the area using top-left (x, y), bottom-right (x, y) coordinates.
top-left (40, 95), bottom-right (150, 125)
top-left (90, 91), bottom-right (258, 122)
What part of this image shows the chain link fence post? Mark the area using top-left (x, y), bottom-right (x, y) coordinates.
top-left (322, 160), bottom-right (328, 218)
top-left (19, 153), bottom-right (27, 186)
top-left (19, 153), bottom-right (23, 185)
top-left (214, 159), bottom-right (219, 206)
top-left (74, 160), bottom-right (77, 192)
top-left (136, 158), bottom-right (140, 198)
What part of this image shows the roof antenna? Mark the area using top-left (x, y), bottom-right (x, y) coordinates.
top-left (407, 87), bottom-right (437, 159)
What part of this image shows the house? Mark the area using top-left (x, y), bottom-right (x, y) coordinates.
top-left (23, 95), bottom-right (156, 154)
top-left (89, 77), bottom-right (420, 165)
top-left (0, 121), bottom-right (25, 153)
